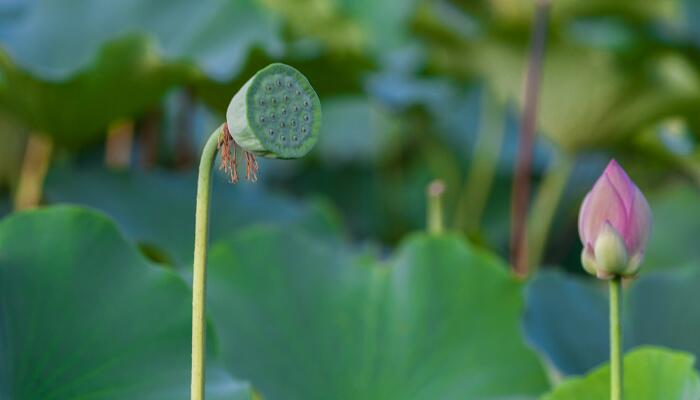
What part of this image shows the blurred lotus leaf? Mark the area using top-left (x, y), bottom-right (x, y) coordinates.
top-left (44, 167), bottom-right (341, 270)
top-left (0, 206), bottom-right (253, 399)
top-left (207, 228), bottom-right (549, 399)
top-left (526, 265), bottom-right (700, 376)
top-left (0, 0), bottom-right (282, 146)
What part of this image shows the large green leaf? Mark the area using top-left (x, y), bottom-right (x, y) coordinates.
top-left (0, 206), bottom-right (252, 399)
top-left (524, 272), bottom-right (610, 376)
top-left (542, 347), bottom-right (700, 400)
top-left (207, 228), bottom-right (549, 399)
top-left (44, 167), bottom-right (341, 270)
top-left (0, 0), bottom-right (281, 145)
top-left (526, 266), bottom-right (700, 376)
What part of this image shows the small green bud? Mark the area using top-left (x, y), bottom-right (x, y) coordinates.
top-left (226, 63), bottom-right (322, 159)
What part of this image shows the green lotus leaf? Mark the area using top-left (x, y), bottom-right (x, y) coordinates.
top-left (526, 265), bottom-right (700, 377)
top-left (0, 0), bottom-right (281, 146)
top-left (207, 227), bottom-right (549, 399)
top-left (0, 206), bottom-right (253, 399)
top-left (44, 167), bottom-right (341, 270)
top-left (542, 347), bottom-right (700, 400)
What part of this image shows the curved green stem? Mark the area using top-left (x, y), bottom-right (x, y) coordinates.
top-left (610, 275), bottom-right (623, 400)
top-left (191, 123), bottom-right (225, 400)
top-left (526, 153), bottom-right (575, 273)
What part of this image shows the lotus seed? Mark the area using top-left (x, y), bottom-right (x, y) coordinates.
top-left (269, 129), bottom-right (275, 136)
top-left (303, 114), bottom-right (310, 122)
top-left (280, 122), bottom-right (286, 128)
top-left (271, 97), bottom-right (277, 105)
top-left (291, 120), bottom-right (296, 127)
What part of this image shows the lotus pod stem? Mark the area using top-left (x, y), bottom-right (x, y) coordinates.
top-left (191, 64), bottom-right (321, 400)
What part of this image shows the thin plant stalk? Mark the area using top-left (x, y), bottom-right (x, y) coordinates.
top-left (427, 180), bottom-right (446, 235)
top-left (526, 153), bottom-right (574, 271)
top-left (14, 133), bottom-right (53, 210)
top-left (189, 63), bottom-right (321, 400)
top-left (609, 275), bottom-right (623, 400)
top-left (456, 89), bottom-right (505, 235)
top-left (510, 0), bottom-right (551, 277)
top-left (191, 123), bottom-right (224, 400)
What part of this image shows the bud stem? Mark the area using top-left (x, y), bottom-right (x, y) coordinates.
top-left (191, 123), bottom-right (226, 400)
top-left (609, 275), bottom-right (623, 400)
top-left (427, 180), bottom-right (445, 234)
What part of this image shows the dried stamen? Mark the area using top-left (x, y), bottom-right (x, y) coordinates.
top-left (218, 124), bottom-right (238, 183)
top-left (245, 151), bottom-right (259, 182)
top-left (218, 123), bottom-right (259, 183)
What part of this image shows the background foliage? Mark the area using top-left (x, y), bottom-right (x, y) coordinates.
top-left (2, 0), bottom-right (700, 398)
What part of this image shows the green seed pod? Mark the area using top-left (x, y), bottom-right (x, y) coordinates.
top-left (226, 63), bottom-right (322, 159)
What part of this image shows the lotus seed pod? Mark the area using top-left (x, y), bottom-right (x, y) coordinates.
top-left (226, 63), bottom-right (322, 159)
top-left (578, 160), bottom-right (652, 279)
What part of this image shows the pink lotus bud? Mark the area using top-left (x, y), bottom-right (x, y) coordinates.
top-left (578, 160), bottom-right (652, 279)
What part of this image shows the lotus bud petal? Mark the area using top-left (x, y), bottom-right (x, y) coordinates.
top-left (578, 160), bottom-right (652, 278)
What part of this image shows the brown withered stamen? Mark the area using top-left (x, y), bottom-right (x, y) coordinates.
top-left (217, 124), bottom-right (238, 183)
top-left (245, 151), bottom-right (259, 182)
top-left (218, 123), bottom-right (260, 183)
